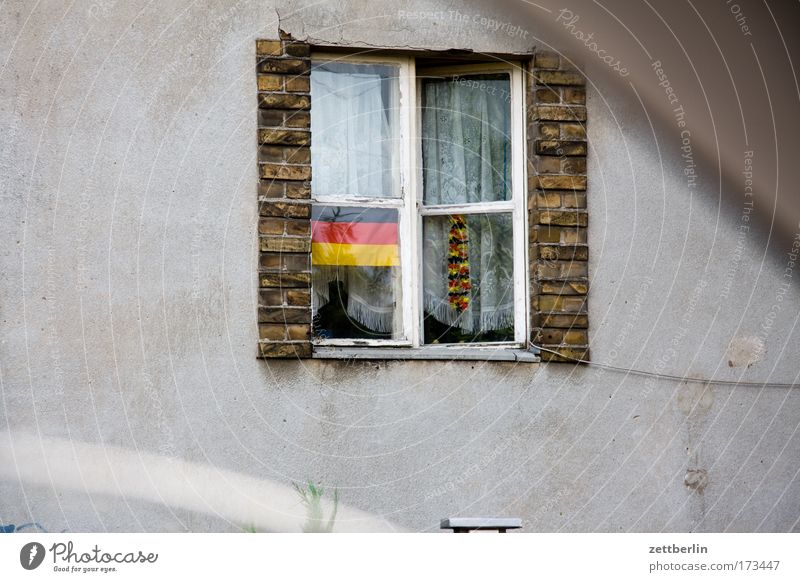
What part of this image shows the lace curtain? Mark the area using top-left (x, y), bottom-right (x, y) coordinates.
top-left (311, 265), bottom-right (399, 336)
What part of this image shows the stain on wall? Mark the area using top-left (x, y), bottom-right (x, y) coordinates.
top-left (726, 336), bottom-right (766, 368)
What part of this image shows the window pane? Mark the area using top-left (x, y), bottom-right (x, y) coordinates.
top-left (421, 74), bottom-right (512, 205)
top-left (423, 213), bottom-right (514, 343)
top-left (311, 205), bottom-right (404, 340)
top-left (311, 62), bottom-right (400, 199)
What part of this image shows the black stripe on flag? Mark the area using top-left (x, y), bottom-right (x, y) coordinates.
top-left (311, 206), bottom-right (397, 224)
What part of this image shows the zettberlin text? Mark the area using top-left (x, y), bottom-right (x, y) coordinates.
top-left (649, 544), bottom-right (708, 554)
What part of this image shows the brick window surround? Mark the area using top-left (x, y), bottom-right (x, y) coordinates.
top-left (256, 38), bottom-right (590, 362)
top-left (527, 52), bottom-right (590, 362)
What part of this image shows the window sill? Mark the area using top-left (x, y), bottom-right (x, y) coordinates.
top-left (311, 346), bottom-right (540, 363)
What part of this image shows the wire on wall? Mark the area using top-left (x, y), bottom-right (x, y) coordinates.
top-left (532, 344), bottom-right (799, 388)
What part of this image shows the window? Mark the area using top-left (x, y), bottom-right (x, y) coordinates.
top-left (309, 54), bottom-right (528, 348)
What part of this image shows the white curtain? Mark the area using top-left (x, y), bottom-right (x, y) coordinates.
top-left (311, 64), bottom-right (398, 199)
top-left (421, 76), bottom-right (515, 335)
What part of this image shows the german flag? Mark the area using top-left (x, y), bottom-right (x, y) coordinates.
top-left (311, 206), bottom-right (399, 267)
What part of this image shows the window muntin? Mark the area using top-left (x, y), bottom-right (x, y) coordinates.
top-left (310, 56), bottom-right (527, 348)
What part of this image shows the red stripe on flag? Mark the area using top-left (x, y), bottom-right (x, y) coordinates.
top-left (311, 221), bottom-right (398, 245)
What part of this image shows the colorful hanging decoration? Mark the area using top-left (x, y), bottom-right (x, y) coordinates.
top-left (447, 214), bottom-right (471, 313)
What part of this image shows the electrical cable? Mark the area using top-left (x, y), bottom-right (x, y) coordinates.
top-left (532, 344), bottom-right (799, 388)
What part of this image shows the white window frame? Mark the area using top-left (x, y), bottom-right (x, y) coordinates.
top-left (310, 53), bottom-right (528, 349)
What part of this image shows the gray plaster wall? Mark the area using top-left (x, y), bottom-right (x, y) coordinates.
top-left (1, 0), bottom-right (798, 532)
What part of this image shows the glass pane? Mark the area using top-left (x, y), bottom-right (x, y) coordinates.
top-left (423, 213), bottom-right (514, 343)
top-left (311, 61), bottom-right (400, 199)
top-left (311, 205), bottom-right (404, 340)
top-left (421, 73), bottom-right (512, 205)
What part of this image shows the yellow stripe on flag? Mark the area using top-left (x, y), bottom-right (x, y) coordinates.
top-left (311, 242), bottom-right (399, 267)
